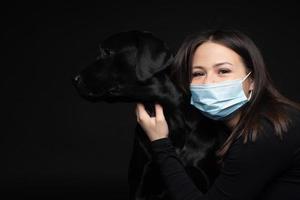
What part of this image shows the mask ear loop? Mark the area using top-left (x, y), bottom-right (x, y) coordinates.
top-left (242, 71), bottom-right (252, 82)
top-left (243, 71), bottom-right (253, 100)
top-left (247, 90), bottom-right (253, 100)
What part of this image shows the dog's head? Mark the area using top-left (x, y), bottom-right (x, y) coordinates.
top-left (72, 30), bottom-right (178, 105)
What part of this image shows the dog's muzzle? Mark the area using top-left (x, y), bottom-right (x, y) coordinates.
top-left (72, 73), bottom-right (123, 102)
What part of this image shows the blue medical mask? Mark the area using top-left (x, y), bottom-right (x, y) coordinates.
top-left (190, 72), bottom-right (252, 121)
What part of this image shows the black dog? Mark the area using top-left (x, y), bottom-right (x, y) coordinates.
top-left (72, 30), bottom-right (226, 200)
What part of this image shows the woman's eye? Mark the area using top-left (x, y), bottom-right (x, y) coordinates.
top-left (192, 72), bottom-right (204, 77)
top-left (219, 69), bottom-right (231, 74)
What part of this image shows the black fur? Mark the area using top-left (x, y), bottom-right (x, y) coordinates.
top-left (72, 30), bottom-right (226, 200)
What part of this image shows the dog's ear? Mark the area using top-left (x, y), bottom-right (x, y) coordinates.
top-left (135, 33), bottom-right (174, 82)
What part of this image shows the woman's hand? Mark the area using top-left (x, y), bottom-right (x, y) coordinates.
top-left (135, 103), bottom-right (169, 142)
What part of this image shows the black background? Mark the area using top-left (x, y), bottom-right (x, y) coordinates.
top-left (2, 1), bottom-right (300, 199)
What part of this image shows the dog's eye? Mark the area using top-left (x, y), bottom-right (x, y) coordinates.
top-left (98, 47), bottom-right (114, 59)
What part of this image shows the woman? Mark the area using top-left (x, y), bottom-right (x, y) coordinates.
top-left (135, 29), bottom-right (300, 200)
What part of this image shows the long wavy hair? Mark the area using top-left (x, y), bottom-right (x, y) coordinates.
top-left (170, 29), bottom-right (300, 159)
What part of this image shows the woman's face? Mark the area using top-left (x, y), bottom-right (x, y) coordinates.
top-left (191, 41), bottom-right (254, 97)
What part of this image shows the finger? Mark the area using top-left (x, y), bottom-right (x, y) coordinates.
top-left (136, 102), bottom-right (150, 121)
top-left (155, 103), bottom-right (165, 121)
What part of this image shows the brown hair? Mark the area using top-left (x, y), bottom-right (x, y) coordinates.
top-left (170, 29), bottom-right (300, 159)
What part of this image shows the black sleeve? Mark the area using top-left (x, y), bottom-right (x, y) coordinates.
top-left (150, 119), bottom-right (295, 200)
top-left (150, 137), bottom-right (206, 200)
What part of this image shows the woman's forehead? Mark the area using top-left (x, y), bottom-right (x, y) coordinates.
top-left (192, 42), bottom-right (244, 69)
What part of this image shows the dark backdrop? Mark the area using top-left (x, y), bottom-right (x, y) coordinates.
top-left (2, 1), bottom-right (300, 199)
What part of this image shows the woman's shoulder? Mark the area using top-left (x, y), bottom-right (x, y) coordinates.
top-left (231, 104), bottom-right (300, 150)
top-left (256, 103), bottom-right (300, 151)
top-left (227, 105), bottom-right (300, 163)
top-left (272, 103), bottom-right (300, 135)
top-left (282, 103), bottom-right (300, 123)
top-left (283, 104), bottom-right (300, 138)
top-left (259, 103), bottom-right (300, 132)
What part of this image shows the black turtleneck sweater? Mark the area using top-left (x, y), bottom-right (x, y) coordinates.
top-left (150, 107), bottom-right (300, 200)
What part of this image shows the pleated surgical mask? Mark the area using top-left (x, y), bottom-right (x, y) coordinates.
top-left (190, 72), bottom-right (252, 120)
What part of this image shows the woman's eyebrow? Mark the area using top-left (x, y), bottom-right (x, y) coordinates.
top-left (214, 62), bottom-right (233, 67)
top-left (192, 62), bottom-right (233, 69)
top-left (192, 66), bottom-right (204, 69)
